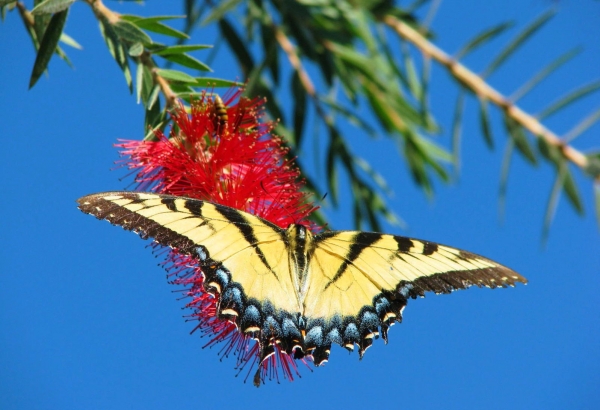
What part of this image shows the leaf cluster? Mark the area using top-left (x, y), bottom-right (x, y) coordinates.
top-left (5, 0), bottom-right (600, 234)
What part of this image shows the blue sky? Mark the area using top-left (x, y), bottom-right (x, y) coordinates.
top-left (1, 1), bottom-right (599, 409)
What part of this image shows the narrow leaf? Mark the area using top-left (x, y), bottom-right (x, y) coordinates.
top-left (483, 10), bottom-right (555, 78)
top-left (128, 42), bottom-right (144, 57)
top-left (194, 77), bottom-right (242, 88)
top-left (326, 132), bottom-right (339, 206)
top-left (504, 116), bottom-right (537, 165)
top-left (584, 152), bottom-right (600, 179)
top-left (157, 53), bottom-right (211, 71)
top-left (291, 72), bottom-right (307, 148)
top-left (112, 20), bottom-right (152, 45)
top-left (478, 97), bottom-right (494, 149)
top-left (562, 165), bottom-right (584, 215)
top-left (542, 168), bottom-right (563, 244)
top-left (451, 90), bottom-right (466, 175)
top-left (564, 107), bottom-right (600, 143)
top-left (29, 8), bottom-right (68, 89)
top-left (146, 84), bottom-right (160, 110)
top-left (156, 68), bottom-right (197, 83)
top-left (31, 0), bottom-right (74, 15)
top-left (133, 20), bottom-right (188, 40)
top-left (455, 21), bottom-right (514, 60)
top-left (499, 139), bottom-right (515, 220)
top-left (510, 48), bottom-right (582, 102)
top-left (135, 60), bottom-right (143, 104)
top-left (121, 15), bottom-right (185, 24)
top-left (0, 0), bottom-right (17, 6)
top-left (536, 136), bottom-right (561, 165)
top-left (59, 32), bottom-right (81, 49)
top-left (202, 0), bottom-right (243, 26)
top-left (538, 81), bottom-right (600, 120)
top-left (354, 157), bottom-right (392, 196)
top-left (98, 18), bottom-right (132, 92)
top-left (152, 44), bottom-right (212, 55)
top-left (401, 41), bottom-right (422, 100)
top-left (321, 97), bottom-right (377, 137)
top-left (219, 19), bottom-right (254, 75)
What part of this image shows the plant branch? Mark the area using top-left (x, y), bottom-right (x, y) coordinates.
top-left (84, 0), bottom-right (178, 111)
top-left (272, 24), bottom-right (330, 126)
top-left (383, 15), bottom-right (590, 172)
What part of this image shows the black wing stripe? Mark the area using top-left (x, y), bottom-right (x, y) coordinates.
top-left (214, 204), bottom-right (279, 280)
top-left (323, 232), bottom-right (382, 290)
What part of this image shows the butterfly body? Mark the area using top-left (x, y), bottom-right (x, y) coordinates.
top-left (77, 192), bottom-right (526, 384)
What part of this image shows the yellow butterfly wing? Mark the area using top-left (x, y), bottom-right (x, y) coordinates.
top-left (301, 231), bottom-right (526, 362)
top-left (77, 192), bottom-right (301, 319)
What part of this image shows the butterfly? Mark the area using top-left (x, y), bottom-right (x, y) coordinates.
top-left (77, 191), bottom-right (526, 384)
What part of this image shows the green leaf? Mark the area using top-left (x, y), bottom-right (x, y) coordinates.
top-left (112, 20), bottom-right (152, 45)
top-left (451, 90), bottom-right (466, 175)
top-left (562, 165), bottom-right (584, 215)
top-left (321, 97), bottom-right (377, 138)
top-left (362, 83), bottom-right (395, 133)
top-left (155, 68), bottom-right (197, 84)
top-left (510, 48), bottom-right (582, 102)
top-left (31, 0), bottom-right (74, 15)
top-left (128, 42), bottom-right (144, 57)
top-left (29, 8), bottom-right (68, 89)
top-left (121, 15), bottom-right (185, 24)
top-left (542, 163), bottom-right (583, 242)
top-left (132, 20), bottom-right (188, 40)
top-left (219, 19), bottom-right (254, 75)
top-left (59, 32), bottom-right (81, 49)
top-left (33, 9), bottom-right (51, 44)
top-left (563, 107), bottom-right (600, 143)
top-left (455, 21), bottom-right (514, 60)
top-left (157, 53), bottom-right (211, 71)
top-left (98, 18), bottom-right (133, 92)
top-left (504, 116), bottom-right (537, 165)
top-left (325, 131), bottom-right (340, 207)
top-left (478, 97), bottom-right (494, 149)
top-left (146, 84), bottom-right (161, 110)
top-left (0, 0), bottom-right (17, 7)
top-left (354, 156), bottom-right (392, 196)
top-left (536, 137), bottom-right (561, 165)
top-left (401, 41), bottom-right (422, 100)
top-left (291, 72), bottom-right (307, 148)
top-left (538, 81), bottom-right (600, 120)
top-left (483, 10), bottom-right (555, 78)
top-left (136, 62), bottom-right (154, 106)
top-left (542, 167), bottom-right (563, 244)
top-left (332, 55), bottom-right (359, 102)
top-left (194, 77), bottom-right (242, 88)
top-left (330, 43), bottom-right (374, 78)
top-left (135, 60), bottom-right (143, 104)
top-left (584, 152), bottom-right (600, 179)
top-left (499, 139), bottom-right (515, 220)
top-left (152, 44), bottom-right (212, 55)
top-left (202, 0), bottom-right (243, 26)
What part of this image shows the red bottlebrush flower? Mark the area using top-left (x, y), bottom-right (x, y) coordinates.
top-left (117, 89), bottom-right (319, 385)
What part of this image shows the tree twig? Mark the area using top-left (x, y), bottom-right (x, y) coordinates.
top-left (84, 0), bottom-right (178, 111)
top-left (383, 15), bottom-right (590, 171)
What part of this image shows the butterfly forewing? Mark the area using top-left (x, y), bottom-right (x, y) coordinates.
top-left (303, 231), bottom-right (526, 321)
top-left (77, 192), bottom-right (301, 314)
